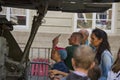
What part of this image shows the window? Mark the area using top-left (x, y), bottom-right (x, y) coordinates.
top-left (0, 7), bottom-right (7, 18)
top-left (0, 7), bottom-right (29, 29)
top-left (77, 13), bottom-right (93, 29)
top-left (75, 4), bottom-right (115, 33)
top-left (95, 10), bottom-right (112, 30)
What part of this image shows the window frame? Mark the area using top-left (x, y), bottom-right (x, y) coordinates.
top-left (0, 7), bottom-right (30, 30)
top-left (74, 3), bottom-right (115, 33)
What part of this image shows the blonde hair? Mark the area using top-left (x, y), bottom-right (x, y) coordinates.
top-left (73, 45), bottom-right (95, 70)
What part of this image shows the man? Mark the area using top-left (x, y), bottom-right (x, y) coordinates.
top-left (79, 29), bottom-right (89, 45)
top-left (64, 32), bottom-right (83, 70)
top-left (79, 29), bottom-right (95, 50)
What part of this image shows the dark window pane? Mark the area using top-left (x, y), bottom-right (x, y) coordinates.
top-left (10, 16), bottom-right (26, 25)
top-left (77, 20), bottom-right (92, 28)
top-left (17, 16), bottom-right (26, 25)
top-left (78, 13), bottom-right (84, 18)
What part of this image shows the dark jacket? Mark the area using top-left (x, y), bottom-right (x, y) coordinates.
top-left (66, 72), bottom-right (89, 80)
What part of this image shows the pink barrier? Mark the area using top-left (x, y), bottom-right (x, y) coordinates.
top-left (31, 58), bottom-right (49, 76)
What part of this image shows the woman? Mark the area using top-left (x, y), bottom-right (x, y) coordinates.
top-left (90, 28), bottom-right (113, 80)
top-left (107, 48), bottom-right (120, 80)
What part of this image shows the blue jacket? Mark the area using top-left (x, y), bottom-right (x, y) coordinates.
top-left (99, 50), bottom-right (114, 80)
top-left (52, 61), bottom-right (69, 73)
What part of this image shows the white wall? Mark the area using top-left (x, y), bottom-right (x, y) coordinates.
top-left (114, 3), bottom-right (120, 34)
top-left (29, 11), bottom-right (75, 34)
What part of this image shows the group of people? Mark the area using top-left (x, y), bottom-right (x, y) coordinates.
top-left (49, 28), bottom-right (120, 80)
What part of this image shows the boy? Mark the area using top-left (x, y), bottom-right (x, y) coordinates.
top-left (51, 46), bottom-right (69, 73)
top-left (63, 45), bottom-right (95, 80)
top-left (49, 35), bottom-right (69, 80)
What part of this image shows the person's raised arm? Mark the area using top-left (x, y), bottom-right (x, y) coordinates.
top-left (52, 34), bottom-right (61, 48)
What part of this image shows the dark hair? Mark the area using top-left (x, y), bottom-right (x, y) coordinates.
top-left (92, 28), bottom-right (111, 64)
top-left (88, 65), bottom-right (101, 80)
top-left (112, 48), bottom-right (120, 73)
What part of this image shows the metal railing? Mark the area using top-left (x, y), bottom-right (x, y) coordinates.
top-left (21, 47), bottom-right (52, 80)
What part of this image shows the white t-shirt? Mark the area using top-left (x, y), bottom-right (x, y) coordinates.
top-left (107, 70), bottom-right (120, 80)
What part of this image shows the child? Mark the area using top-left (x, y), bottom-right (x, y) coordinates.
top-left (51, 46), bottom-right (69, 73)
top-left (49, 35), bottom-right (69, 80)
top-left (62, 45), bottom-right (95, 80)
top-left (107, 48), bottom-right (120, 80)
